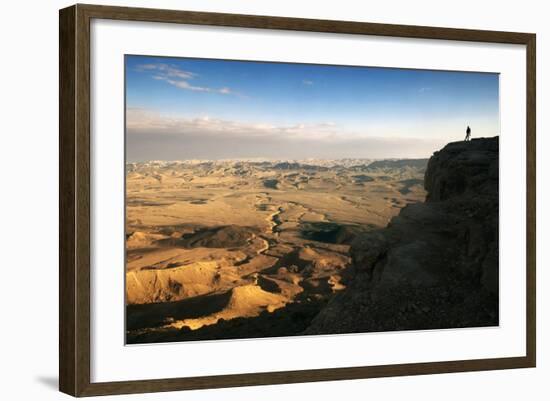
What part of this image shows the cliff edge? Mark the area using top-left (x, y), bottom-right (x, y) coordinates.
top-left (305, 137), bottom-right (499, 334)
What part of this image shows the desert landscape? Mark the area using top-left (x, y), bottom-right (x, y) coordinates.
top-left (125, 157), bottom-right (427, 343)
top-left (125, 55), bottom-right (500, 344)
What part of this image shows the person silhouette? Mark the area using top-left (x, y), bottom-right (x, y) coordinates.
top-left (465, 125), bottom-right (471, 141)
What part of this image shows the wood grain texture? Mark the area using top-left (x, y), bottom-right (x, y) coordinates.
top-left (78, 3), bottom-right (533, 43)
top-left (59, 5), bottom-right (76, 396)
top-left (525, 34), bottom-right (536, 367)
top-left (78, 356), bottom-right (533, 396)
top-left (59, 3), bottom-right (536, 397)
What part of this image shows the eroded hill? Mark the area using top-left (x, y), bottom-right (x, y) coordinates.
top-left (125, 158), bottom-right (427, 343)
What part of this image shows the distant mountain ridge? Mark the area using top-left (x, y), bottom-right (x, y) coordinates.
top-left (365, 158), bottom-right (429, 170)
top-left (127, 157), bottom-right (430, 171)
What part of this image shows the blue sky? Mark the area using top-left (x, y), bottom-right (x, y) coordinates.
top-left (125, 55), bottom-right (499, 161)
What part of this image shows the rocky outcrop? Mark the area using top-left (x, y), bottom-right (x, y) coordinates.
top-left (305, 137), bottom-right (499, 334)
top-left (425, 137), bottom-right (498, 202)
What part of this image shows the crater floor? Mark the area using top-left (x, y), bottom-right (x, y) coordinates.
top-left (125, 159), bottom-right (426, 344)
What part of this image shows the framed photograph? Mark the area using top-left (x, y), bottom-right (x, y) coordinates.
top-left (59, 4), bottom-right (536, 397)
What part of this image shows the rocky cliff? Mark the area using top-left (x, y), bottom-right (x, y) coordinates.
top-left (305, 137), bottom-right (499, 334)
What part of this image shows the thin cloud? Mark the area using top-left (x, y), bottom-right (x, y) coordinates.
top-left (125, 109), bottom-right (444, 161)
top-left (125, 109), bottom-right (453, 150)
top-left (302, 80), bottom-right (314, 86)
top-left (136, 62), bottom-right (238, 95)
top-left (126, 108), bottom-right (486, 144)
top-left (136, 63), bottom-right (196, 80)
top-left (418, 87), bottom-right (431, 93)
top-left (126, 108), bottom-right (347, 141)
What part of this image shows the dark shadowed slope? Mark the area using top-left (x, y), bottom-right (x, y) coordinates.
top-left (305, 137), bottom-right (499, 334)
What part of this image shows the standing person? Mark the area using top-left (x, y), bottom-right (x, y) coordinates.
top-left (465, 125), bottom-right (471, 141)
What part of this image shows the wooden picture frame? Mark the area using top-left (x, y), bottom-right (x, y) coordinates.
top-left (59, 3), bottom-right (536, 397)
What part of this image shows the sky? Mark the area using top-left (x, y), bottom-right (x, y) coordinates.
top-left (125, 55), bottom-right (499, 162)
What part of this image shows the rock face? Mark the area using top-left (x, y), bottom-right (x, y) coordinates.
top-left (305, 137), bottom-right (499, 334)
top-left (425, 137), bottom-right (498, 202)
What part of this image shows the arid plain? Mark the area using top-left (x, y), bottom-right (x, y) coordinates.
top-left (125, 158), bottom-right (427, 343)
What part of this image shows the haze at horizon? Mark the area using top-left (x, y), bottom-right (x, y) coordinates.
top-left (125, 55), bottom-right (499, 162)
